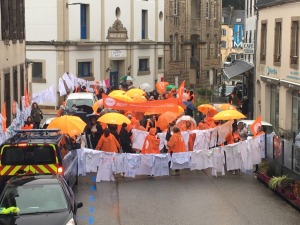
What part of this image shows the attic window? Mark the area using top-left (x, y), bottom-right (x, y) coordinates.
top-left (236, 18), bottom-right (242, 23)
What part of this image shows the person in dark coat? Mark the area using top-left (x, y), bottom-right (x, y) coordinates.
top-left (30, 102), bottom-right (43, 129)
top-left (241, 96), bottom-right (249, 118)
top-left (86, 116), bottom-right (103, 149)
top-left (119, 123), bottom-right (134, 153)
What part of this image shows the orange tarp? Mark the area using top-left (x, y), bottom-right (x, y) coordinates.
top-left (102, 94), bottom-right (178, 113)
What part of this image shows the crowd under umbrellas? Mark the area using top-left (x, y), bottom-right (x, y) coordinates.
top-left (43, 80), bottom-right (250, 159)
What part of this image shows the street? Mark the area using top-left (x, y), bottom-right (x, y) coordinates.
top-left (74, 170), bottom-right (300, 225)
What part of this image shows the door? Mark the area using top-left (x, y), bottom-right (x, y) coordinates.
top-left (110, 71), bottom-right (119, 89)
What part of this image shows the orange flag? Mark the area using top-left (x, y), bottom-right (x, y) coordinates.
top-left (2, 102), bottom-right (7, 132)
top-left (177, 80), bottom-right (185, 105)
top-left (156, 82), bottom-right (169, 94)
top-left (250, 115), bottom-right (263, 137)
top-left (24, 88), bottom-right (29, 108)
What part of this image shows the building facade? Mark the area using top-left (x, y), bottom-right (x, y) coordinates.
top-left (255, 0), bottom-right (300, 134)
top-left (221, 6), bottom-right (245, 66)
top-left (244, 0), bottom-right (257, 64)
top-left (25, 0), bottom-right (164, 107)
top-left (0, 0), bottom-right (27, 125)
top-left (164, 0), bottom-right (222, 90)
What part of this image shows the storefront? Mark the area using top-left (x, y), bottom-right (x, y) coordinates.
top-left (292, 90), bottom-right (300, 134)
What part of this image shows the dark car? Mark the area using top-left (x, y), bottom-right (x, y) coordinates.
top-left (0, 175), bottom-right (83, 225)
top-left (0, 129), bottom-right (78, 193)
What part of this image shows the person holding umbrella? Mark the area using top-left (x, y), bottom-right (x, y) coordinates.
top-left (86, 115), bottom-right (103, 149)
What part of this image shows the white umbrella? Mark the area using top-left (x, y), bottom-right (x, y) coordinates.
top-left (176, 115), bottom-right (197, 126)
top-left (139, 83), bottom-right (152, 92)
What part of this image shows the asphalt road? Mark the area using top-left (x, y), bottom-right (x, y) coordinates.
top-left (73, 170), bottom-right (300, 225)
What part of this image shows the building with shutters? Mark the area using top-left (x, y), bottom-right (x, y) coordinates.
top-left (0, 0), bottom-right (27, 126)
top-left (164, 0), bottom-right (222, 90)
top-left (25, 0), bottom-right (164, 107)
top-left (255, 0), bottom-right (300, 134)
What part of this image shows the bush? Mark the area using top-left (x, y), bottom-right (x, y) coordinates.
top-left (197, 88), bottom-right (213, 96)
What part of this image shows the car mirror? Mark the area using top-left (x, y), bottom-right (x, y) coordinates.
top-left (75, 201), bottom-right (83, 209)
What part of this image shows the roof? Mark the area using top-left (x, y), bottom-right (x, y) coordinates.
top-left (66, 92), bottom-right (94, 100)
top-left (222, 7), bottom-right (245, 26)
top-left (256, 0), bottom-right (300, 9)
top-left (222, 60), bottom-right (254, 80)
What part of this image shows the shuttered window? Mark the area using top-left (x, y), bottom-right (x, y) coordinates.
top-left (290, 21), bottom-right (299, 66)
top-left (274, 21), bottom-right (282, 63)
top-left (260, 21), bottom-right (267, 63)
top-left (1, 0), bottom-right (9, 40)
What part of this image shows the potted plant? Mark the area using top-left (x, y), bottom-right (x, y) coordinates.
top-left (281, 177), bottom-right (296, 200)
top-left (257, 161), bottom-right (275, 185)
top-left (268, 175), bottom-right (288, 194)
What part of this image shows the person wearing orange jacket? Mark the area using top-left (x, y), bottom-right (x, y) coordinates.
top-left (96, 128), bottom-right (120, 153)
top-left (141, 128), bottom-right (160, 154)
top-left (167, 127), bottom-right (186, 153)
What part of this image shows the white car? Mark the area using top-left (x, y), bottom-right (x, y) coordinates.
top-left (238, 120), bottom-right (274, 137)
top-left (65, 92), bottom-right (98, 110)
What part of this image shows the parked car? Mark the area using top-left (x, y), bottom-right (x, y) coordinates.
top-left (214, 85), bottom-right (235, 97)
top-left (41, 117), bottom-right (55, 129)
top-left (65, 92), bottom-right (98, 111)
top-left (0, 129), bottom-right (78, 193)
top-left (0, 174), bottom-right (83, 225)
top-left (238, 120), bottom-right (275, 137)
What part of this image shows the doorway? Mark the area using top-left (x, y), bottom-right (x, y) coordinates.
top-left (110, 60), bottom-right (125, 89)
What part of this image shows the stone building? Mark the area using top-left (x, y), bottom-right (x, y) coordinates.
top-left (164, 0), bottom-right (222, 90)
top-left (0, 0), bottom-right (27, 125)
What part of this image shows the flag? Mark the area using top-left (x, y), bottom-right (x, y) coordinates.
top-left (177, 80), bottom-right (185, 108)
top-left (25, 88), bottom-right (29, 108)
top-left (2, 102), bottom-right (7, 132)
top-left (250, 115), bottom-right (263, 137)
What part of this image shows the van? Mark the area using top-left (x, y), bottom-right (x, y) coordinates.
top-left (0, 129), bottom-right (78, 192)
top-left (65, 92), bottom-right (98, 111)
top-left (238, 120), bottom-right (275, 137)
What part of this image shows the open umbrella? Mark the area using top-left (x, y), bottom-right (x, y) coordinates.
top-left (125, 88), bottom-right (145, 98)
top-left (108, 90), bottom-right (125, 97)
top-left (132, 96), bottom-right (147, 103)
top-left (178, 106), bottom-right (185, 116)
top-left (113, 94), bottom-right (134, 102)
top-left (139, 83), bottom-right (152, 92)
top-left (183, 101), bottom-right (197, 111)
top-left (166, 84), bottom-right (178, 91)
top-left (216, 103), bottom-right (237, 111)
top-left (156, 111), bottom-right (178, 131)
top-left (98, 112), bottom-right (131, 125)
top-left (47, 115), bottom-right (86, 137)
top-left (120, 75), bottom-right (133, 81)
top-left (176, 115), bottom-right (197, 131)
top-left (197, 104), bottom-right (218, 115)
top-left (213, 110), bottom-right (246, 121)
top-left (92, 99), bottom-right (103, 112)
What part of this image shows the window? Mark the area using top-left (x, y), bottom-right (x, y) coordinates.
top-left (174, 34), bottom-right (179, 60)
top-left (214, 38), bottom-right (218, 58)
top-left (221, 29), bottom-right (226, 36)
top-left (139, 59), bottom-right (149, 72)
top-left (206, 35), bottom-right (210, 59)
top-left (158, 57), bottom-right (163, 70)
top-left (13, 67), bottom-right (18, 102)
top-left (274, 21), bottom-right (282, 63)
top-left (78, 62), bottom-right (92, 78)
top-left (260, 21), bottom-right (267, 63)
top-left (250, 0), bottom-right (253, 17)
top-left (181, 35), bottom-right (184, 60)
top-left (213, 1), bottom-right (217, 19)
top-left (80, 4), bottom-right (89, 39)
top-left (292, 90), bottom-right (300, 134)
top-left (249, 30), bottom-right (252, 43)
top-left (221, 41), bottom-right (226, 48)
top-left (170, 35), bottom-right (174, 61)
top-left (290, 20), bottom-right (299, 66)
top-left (174, 0), bottom-right (178, 15)
top-left (142, 10), bottom-right (148, 39)
top-left (1, 0), bottom-right (9, 40)
top-left (205, 0), bottom-right (209, 19)
top-left (270, 84), bottom-right (279, 132)
top-left (32, 62), bottom-right (43, 79)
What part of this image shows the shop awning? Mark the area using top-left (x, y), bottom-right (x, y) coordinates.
top-left (222, 60), bottom-right (254, 80)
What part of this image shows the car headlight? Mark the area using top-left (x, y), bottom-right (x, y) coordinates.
top-left (66, 218), bottom-right (75, 225)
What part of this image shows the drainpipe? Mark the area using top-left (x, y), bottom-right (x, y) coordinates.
top-left (253, 5), bottom-right (259, 119)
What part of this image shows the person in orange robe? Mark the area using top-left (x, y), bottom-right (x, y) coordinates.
top-left (141, 128), bottom-right (160, 154)
top-left (167, 127), bottom-right (186, 153)
top-left (96, 128), bottom-right (120, 153)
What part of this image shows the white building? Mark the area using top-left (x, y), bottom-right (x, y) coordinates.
top-left (25, 0), bottom-right (165, 107)
top-left (244, 0), bottom-right (257, 64)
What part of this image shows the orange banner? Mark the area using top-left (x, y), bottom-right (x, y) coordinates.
top-left (103, 94), bottom-right (178, 113)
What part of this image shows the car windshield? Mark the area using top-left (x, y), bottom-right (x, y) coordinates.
top-left (247, 125), bottom-right (274, 136)
top-left (0, 183), bottom-right (68, 215)
top-left (66, 99), bottom-right (93, 109)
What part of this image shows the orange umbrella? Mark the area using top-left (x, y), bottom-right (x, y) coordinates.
top-left (113, 94), bottom-right (134, 102)
top-left (156, 82), bottom-right (169, 94)
top-left (47, 115), bottom-right (86, 137)
top-left (132, 96), bottom-right (147, 103)
top-left (213, 110), bottom-right (246, 120)
top-left (197, 104), bottom-right (218, 115)
top-left (92, 99), bottom-right (103, 111)
top-left (125, 88), bottom-right (145, 98)
top-left (156, 111), bottom-right (178, 131)
top-left (216, 103), bottom-right (237, 111)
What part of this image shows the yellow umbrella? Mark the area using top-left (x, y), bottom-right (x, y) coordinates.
top-left (213, 110), bottom-right (246, 121)
top-left (113, 94), bottom-right (134, 102)
top-left (125, 88), bottom-right (145, 98)
top-left (108, 90), bottom-right (125, 97)
top-left (98, 112), bottom-right (131, 125)
top-left (132, 96), bottom-right (147, 103)
top-left (178, 106), bottom-right (184, 116)
top-left (47, 115), bottom-right (86, 137)
top-left (197, 104), bottom-right (218, 115)
top-left (216, 103), bottom-right (237, 111)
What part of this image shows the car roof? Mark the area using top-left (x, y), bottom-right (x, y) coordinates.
top-left (66, 92), bottom-right (94, 100)
top-left (238, 120), bottom-right (273, 126)
top-left (7, 174), bottom-right (61, 187)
